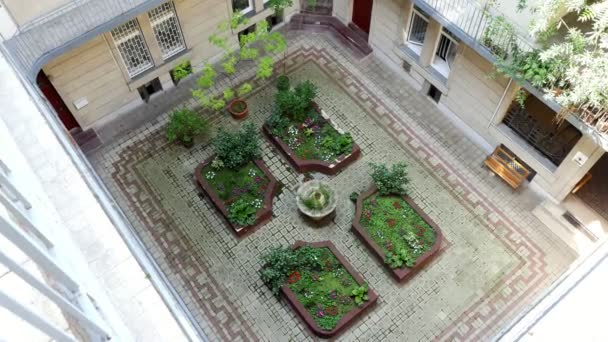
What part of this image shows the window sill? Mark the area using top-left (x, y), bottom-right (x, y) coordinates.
top-left (394, 45), bottom-right (448, 93)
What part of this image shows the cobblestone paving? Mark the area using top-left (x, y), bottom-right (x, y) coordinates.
top-left (90, 32), bottom-right (577, 342)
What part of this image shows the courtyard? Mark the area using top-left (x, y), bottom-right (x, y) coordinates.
top-left (89, 30), bottom-right (576, 341)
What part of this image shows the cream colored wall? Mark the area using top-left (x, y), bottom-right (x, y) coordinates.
top-left (43, 36), bottom-right (139, 128)
top-left (332, 0), bottom-right (351, 24)
top-left (3, 0), bottom-right (70, 25)
top-left (368, 0), bottom-right (404, 66)
top-left (440, 47), bottom-right (509, 143)
top-left (42, 0), bottom-right (298, 129)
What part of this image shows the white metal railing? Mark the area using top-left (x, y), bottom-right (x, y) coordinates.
top-left (416, 0), bottom-right (535, 60)
top-left (0, 157), bottom-right (112, 341)
top-left (2, 0), bottom-right (164, 80)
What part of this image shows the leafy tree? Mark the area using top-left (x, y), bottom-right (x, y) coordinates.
top-left (192, 13), bottom-right (287, 112)
top-left (491, 0), bottom-right (608, 130)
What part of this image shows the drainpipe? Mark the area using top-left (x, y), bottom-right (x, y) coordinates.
top-left (488, 78), bottom-right (513, 128)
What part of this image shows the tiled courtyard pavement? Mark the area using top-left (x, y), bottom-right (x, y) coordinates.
top-left (90, 31), bottom-right (577, 341)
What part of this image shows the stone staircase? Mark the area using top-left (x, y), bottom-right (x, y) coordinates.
top-left (70, 127), bottom-right (102, 155)
top-left (289, 14), bottom-right (373, 57)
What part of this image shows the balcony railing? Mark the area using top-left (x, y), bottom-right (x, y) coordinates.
top-left (414, 0), bottom-right (535, 62)
top-left (2, 0), bottom-right (164, 80)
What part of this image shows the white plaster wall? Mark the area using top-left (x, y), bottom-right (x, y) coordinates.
top-left (2, 0), bottom-right (70, 25)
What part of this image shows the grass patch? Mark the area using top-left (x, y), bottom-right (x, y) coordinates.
top-left (288, 247), bottom-right (360, 331)
top-left (359, 195), bottom-right (436, 269)
top-left (201, 162), bottom-right (269, 226)
top-left (274, 109), bottom-right (353, 162)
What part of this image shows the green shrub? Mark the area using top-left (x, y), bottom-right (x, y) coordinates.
top-left (265, 108), bottom-right (290, 136)
top-left (369, 162), bottom-right (409, 195)
top-left (275, 80), bottom-right (318, 121)
top-left (350, 283), bottom-right (369, 305)
top-left (228, 196), bottom-right (258, 226)
top-left (213, 122), bottom-right (261, 169)
top-left (276, 74), bottom-right (290, 91)
top-left (320, 132), bottom-right (353, 156)
top-left (171, 60), bottom-right (193, 83)
top-left (259, 246), bottom-right (323, 296)
top-left (165, 108), bottom-right (209, 146)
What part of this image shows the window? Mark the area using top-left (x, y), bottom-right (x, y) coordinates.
top-left (232, 0), bottom-right (253, 14)
top-left (432, 30), bottom-right (459, 77)
top-left (407, 9), bottom-right (429, 55)
top-left (148, 2), bottom-right (186, 60)
top-left (111, 19), bottom-right (154, 78)
top-left (138, 78), bottom-right (163, 102)
top-left (427, 84), bottom-right (441, 103)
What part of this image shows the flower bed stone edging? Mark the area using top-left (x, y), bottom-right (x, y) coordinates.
top-left (281, 240), bottom-right (378, 339)
top-left (352, 185), bottom-right (443, 282)
top-left (262, 103), bottom-right (361, 175)
top-left (194, 155), bottom-right (278, 237)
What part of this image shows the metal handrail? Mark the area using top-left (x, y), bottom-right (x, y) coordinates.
top-left (418, 0), bottom-right (536, 60)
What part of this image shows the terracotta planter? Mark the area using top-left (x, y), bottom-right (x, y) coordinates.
top-left (194, 156), bottom-right (278, 237)
top-left (263, 102), bottom-right (361, 175)
top-left (351, 185), bottom-right (443, 282)
top-left (227, 99), bottom-right (249, 120)
top-left (281, 241), bottom-right (378, 338)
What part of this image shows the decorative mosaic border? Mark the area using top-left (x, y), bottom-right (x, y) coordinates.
top-left (109, 46), bottom-right (556, 341)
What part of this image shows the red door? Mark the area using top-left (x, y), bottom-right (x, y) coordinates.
top-left (36, 71), bottom-right (81, 131)
top-left (352, 0), bottom-right (373, 34)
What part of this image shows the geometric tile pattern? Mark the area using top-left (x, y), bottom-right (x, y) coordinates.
top-left (90, 32), bottom-right (577, 341)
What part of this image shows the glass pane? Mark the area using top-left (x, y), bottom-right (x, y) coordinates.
top-left (408, 13), bottom-right (428, 45)
top-left (148, 2), bottom-right (186, 60)
top-left (232, 0), bottom-right (251, 12)
top-left (111, 19), bottom-right (154, 77)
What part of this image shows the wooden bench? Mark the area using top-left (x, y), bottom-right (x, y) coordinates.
top-left (484, 146), bottom-right (531, 189)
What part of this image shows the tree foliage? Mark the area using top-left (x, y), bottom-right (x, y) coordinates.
top-left (191, 12), bottom-right (287, 112)
top-left (492, 0), bottom-right (608, 130)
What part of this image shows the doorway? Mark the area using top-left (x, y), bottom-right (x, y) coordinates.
top-left (575, 153), bottom-right (608, 222)
top-left (351, 0), bottom-right (373, 35)
top-left (36, 71), bottom-right (81, 132)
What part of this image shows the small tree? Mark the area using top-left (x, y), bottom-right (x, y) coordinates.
top-left (212, 122), bottom-right (262, 169)
top-left (369, 162), bottom-right (409, 196)
top-left (166, 108), bottom-right (210, 147)
top-left (192, 13), bottom-right (286, 112)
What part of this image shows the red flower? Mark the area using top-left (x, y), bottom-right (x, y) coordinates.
top-left (386, 218), bottom-right (396, 228)
top-left (326, 306), bottom-right (339, 316)
top-left (392, 201), bottom-right (401, 209)
top-left (287, 271), bottom-right (301, 284)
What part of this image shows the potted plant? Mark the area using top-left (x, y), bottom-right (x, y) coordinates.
top-left (191, 13), bottom-right (286, 120)
top-left (165, 107), bottom-right (209, 148)
top-left (296, 179), bottom-right (336, 220)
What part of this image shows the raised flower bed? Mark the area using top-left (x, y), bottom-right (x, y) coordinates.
top-left (352, 185), bottom-right (443, 282)
top-left (195, 157), bottom-right (277, 236)
top-left (264, 79), bottom-right (361, 175)
top-left (260, 241), bottom-right (378, 338)
top-left (194, 123), bottom-right (278, 237)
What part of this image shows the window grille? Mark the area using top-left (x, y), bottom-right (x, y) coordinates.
top-left (408, 10), bottom-right (429, 45)
top-left (148, 2), bottom-right (186, 60)
top-left (111, 19), bottom-right (154, 77)
top-left (435, 33), bottom-right (458, 68)
top-left (232, 0), bottom-right (253, 13)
